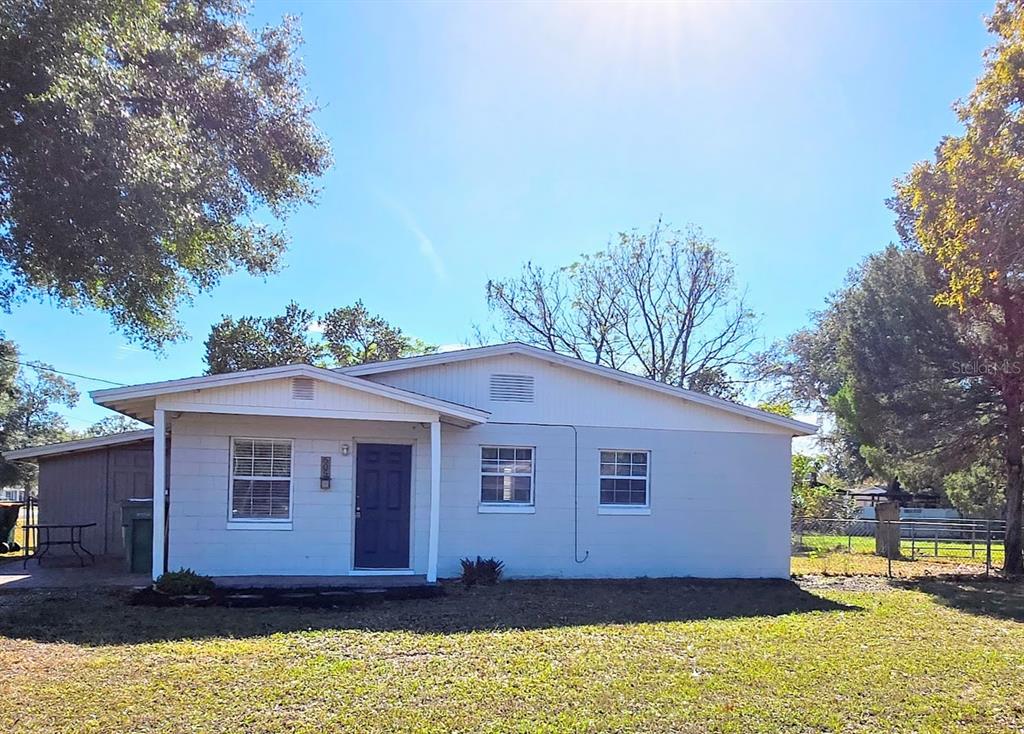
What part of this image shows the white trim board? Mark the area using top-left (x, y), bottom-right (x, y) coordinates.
top-left (3, 429), bottom-right (154, 461)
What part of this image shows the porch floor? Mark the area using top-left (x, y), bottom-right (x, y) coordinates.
top-left (213, 574), bottom-right (431, 589)
top-left (0, 556), bottom-right (433, 592)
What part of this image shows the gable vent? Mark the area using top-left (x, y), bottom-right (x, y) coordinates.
top-left (489, 373), bottom-right (534, 403)
top-left (291, 377), bottom-right (315, 400)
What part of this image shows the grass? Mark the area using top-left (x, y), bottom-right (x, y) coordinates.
top-left (793, 531), bottom-right (1005, 578)
top-left (1, 578), bottom-right (1024, 733)
top-left (798, 532), bottom-right (1004, 562)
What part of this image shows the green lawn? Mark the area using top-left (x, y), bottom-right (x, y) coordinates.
top-left (793, 532), bottom-right (1005, 579)
top-left (2, 578), bottom-right (1024, 733)
top-left (797, 532), bottom-right (1003, 562)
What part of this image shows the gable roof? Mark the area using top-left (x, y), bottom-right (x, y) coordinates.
top-left (3, 429), bottom-right (154, 462)
top-left (91, 363), bottom-right (490, 426)
top-left (341, 342), bottom-right (817, 436)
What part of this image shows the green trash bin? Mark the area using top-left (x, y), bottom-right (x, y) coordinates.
top-left (0, 503), bottom-right (21, 553)
top-left (121, 498), bottom-right (153, 575)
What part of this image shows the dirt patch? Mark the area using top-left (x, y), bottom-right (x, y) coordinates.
top-left (795, 575), bottom-right (898, 592)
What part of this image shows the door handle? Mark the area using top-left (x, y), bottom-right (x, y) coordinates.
top-left (355, 507), bottom-right (361, 519)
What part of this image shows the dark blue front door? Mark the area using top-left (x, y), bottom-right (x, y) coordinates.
top-left (354, 444), bottom-right (412, 569)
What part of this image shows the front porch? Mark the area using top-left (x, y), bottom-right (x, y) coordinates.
top-left (0, 555), bottom-right (436, 592)
top-left (90, 364), bottom-right (489, 584)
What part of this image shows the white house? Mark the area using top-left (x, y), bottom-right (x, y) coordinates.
top-left (88, 342), bottom-right (816, 582)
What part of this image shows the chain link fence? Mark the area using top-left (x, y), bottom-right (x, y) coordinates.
top-left (792, 515), bottom-right (1007, 577)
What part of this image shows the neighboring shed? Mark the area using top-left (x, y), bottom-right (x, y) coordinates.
top-left (4, 430), bottom-right (155, 555)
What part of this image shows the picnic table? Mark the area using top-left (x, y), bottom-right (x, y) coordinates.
top-left (22, 523), bottom-right (97, 568)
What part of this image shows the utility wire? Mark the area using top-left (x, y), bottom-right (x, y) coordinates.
top-left (0, 356), bottom-right (127, 387)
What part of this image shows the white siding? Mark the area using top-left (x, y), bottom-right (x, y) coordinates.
top-left (167, 413), bottom-right (431, 577)
top-left (437, 423), bottom-right (791, 579)
top-left (166, 415), bottom-right (790, 580)
top-left (365, 353), bottom-right (789, 434)
top-left (158, 354), bottom-right (795, 580)
top-left (157, 377), bottom-right (435, 421)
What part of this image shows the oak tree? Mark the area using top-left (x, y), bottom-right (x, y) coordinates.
top-left (893, 0), bottom-right (1024, 572)
top-left (0, 337), bottom-right (79, 487)
top-left (204, 302), bottom-right (325, 374)
top-left (204, 301), bottom-right (435, 374)
top-left (0, 0), bottom-right (331, 347)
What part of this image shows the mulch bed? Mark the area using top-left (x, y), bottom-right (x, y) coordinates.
top-left (130, 583), bottom-right (444, 608)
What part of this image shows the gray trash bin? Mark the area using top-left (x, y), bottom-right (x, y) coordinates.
top-left (121, 498), bottom-right (153, 575)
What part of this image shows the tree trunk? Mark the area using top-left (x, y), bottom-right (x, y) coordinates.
top-left (997, 283), bottom-right (1024, 575)
top-left (1003, 391), bottom-right (1024, 574)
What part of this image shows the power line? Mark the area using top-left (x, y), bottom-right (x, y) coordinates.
top-left (0, 356), bottom-right (127, 387)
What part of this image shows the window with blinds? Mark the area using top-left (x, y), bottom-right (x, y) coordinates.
top-left (230, 438), bottom-right (293, 520)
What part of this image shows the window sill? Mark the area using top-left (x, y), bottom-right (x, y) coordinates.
top-left (226, 521), bottom-right (293, 531)
top-left (598, 506), bottom-right (651, 516)
top-left (478, 504), bottom-right (536, 514)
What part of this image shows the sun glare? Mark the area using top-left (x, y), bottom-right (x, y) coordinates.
top-left (540, 0), bottom-right (761, 90)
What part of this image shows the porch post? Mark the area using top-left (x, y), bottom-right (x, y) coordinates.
top-left (427, 419), bottom-right (441, 583)
top-left (152, 408), bottom-right (166, 581)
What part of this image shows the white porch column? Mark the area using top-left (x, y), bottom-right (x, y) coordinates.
top-left (427, 419), bottom-right (441, 583)
top-left (151, 408), bottom-right (166, 581)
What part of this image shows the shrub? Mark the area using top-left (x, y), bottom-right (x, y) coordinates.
top-left (155, 568), bottom-right (215, 596)
top-left (460, 556), bottom-right (504, 587)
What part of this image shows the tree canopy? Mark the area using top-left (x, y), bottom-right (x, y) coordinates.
top-left (204, 301), bottom-right (435, 374)
top-left (892, 0), bottom-right (1024, 572)
top-left (764, 2), bottom-right (1024, 571)
top-left (0, 0), bottom-right (331, 347)
top-left (0, 337), bottom-right (79, 487)
top-left (78, 415), bottom-right (148, 438)
top-left (321, 302), bottom-right (419, 366)
top-left (755, 246), bottom-right (975, 489)
top-left (486, 221), bottom-right (758, 398)
top-left (205, 302), bottom-right (325, 374)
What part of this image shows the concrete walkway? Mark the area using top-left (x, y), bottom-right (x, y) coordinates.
top-left (0, 557), bottom-right (432, 591)
top-left (0, 555), bottom-right (148, 590)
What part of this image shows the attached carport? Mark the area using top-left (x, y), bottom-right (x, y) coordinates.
top-left (4, 430), bottom-right (156, 557)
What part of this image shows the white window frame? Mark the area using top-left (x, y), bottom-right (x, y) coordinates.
top-left (479, 445), bottom-right (536, 511)
top-left (598, 449), bottom-right (651, 514)
top-left (228, 437), bottom-right (294, 526)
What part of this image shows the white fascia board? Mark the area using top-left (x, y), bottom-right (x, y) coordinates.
top-left (3, 429), bottom-right (154, 461)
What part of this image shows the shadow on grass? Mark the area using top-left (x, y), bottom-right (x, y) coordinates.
top-left (0, 578), bottom-right (859, 645)
top-left (895, 577), bottom-right (1024, 622)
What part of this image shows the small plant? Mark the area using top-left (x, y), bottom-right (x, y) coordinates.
top-left (460, 556), bottom-right (504, 587)
top-left (154, 568), bottom-right (215, 596)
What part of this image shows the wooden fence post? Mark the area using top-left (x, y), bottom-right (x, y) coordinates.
top-left (875, 501), bottom-right (901, 561)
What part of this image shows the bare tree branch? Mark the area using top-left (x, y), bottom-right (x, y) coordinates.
top-left (486, 221), bottom-right (759, 398)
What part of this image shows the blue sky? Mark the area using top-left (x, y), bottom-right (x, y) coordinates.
top-left (6, 0), bottom-right (994, 428)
